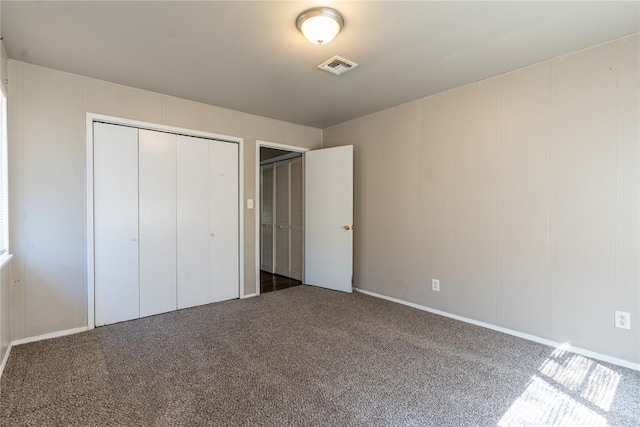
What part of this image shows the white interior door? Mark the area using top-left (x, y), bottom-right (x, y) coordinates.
top-left (139, 129), bottom-right (177, 317)
top-left (177, 135), bottom-right (210, 309)
top-left (94, 123), bottom-right (140, 325)
top-left (209, 140), bottom-right (239, 302)
top-left (304, 145), bottom-right (353, 293)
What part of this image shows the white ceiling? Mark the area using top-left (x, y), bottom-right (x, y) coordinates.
top-left (2, 1), bottom-right (638, 128)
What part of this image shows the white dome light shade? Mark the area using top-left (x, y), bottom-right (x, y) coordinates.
top-left (296, 7), bottom-right (344, 46)
top-left (301, 15), bottom-right (340, 45)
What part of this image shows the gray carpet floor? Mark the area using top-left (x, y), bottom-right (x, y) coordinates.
top-left (1, 286), bottom-right (639, 426)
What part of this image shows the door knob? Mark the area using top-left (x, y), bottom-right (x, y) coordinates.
top-left (343, 225), bottom-right (352, 231)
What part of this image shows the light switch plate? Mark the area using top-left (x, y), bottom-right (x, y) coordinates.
top-left (247, 199), bottom-right (254, 209)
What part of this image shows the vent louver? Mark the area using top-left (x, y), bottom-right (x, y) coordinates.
top-left (317, 55), bottom-right (358, 76)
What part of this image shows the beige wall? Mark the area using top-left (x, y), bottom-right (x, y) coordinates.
top-left (0, 39), bottom-right (10, 371)
top-left (324, 35), bottom-right (640, 364)
top-left (7, 60), bottom-right (321, 340)
top-left (0, 264), bottom-right (9, 369)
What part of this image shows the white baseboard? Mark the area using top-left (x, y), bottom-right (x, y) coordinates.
top-left (241, 293), bottom-right (258, 299)
top-left (11, 326), bottom-right (89, 347)
top-left (0, 342), bottom-right (12, 378)
top-left (355, 288), bottom-right (640, 372)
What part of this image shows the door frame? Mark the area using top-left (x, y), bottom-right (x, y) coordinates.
top-left (254, 140), bottom-right (309, 296)
top-left (86, 113), bottom-right (244, 330)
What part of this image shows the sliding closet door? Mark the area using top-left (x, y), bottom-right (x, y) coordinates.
top-left (94, 123), bottom-right (139, 326)
top-left (139, 130), bottom-right (177, 317)
top-left (289, 157), bottom-right (304, 281)
top-left (209, 141), bottom-right (239, 302)
top-left (177, 135), bottom-right (210, 309)
top-left (274, 161), bottom-right (290, 277)
top-left (261, 165), bottom-right (274, 273)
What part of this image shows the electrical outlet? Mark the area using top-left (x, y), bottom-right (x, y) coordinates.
top-left (615, 311), bottom-right (631, 330)
top-left (432, 279), bottom-right (440, 292)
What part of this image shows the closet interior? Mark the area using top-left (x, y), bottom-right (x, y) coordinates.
top-left (260, 147), bottom-right (304, 293)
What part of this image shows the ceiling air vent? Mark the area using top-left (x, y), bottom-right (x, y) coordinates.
top-left (317, 55), bottom-right (358, 76)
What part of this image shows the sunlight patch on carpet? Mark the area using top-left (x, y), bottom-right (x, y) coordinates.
top-left (498, 343), bottom-right (621, 426)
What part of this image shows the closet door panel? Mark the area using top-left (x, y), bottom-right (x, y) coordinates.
top-left (261, 226), bottom-right (273, 272)
top-left (209, 141), bottom-right (239, 302)
top-left (139, 129), bottom-right (177, 317)
top-left (289, 157), bottom-right (304, 281)
top-left (177, 135), bottom-right (210, 309)
top-left (274, 227), bottom-right (289, 277)
top-left (274, 161), bottom-right (290, 276)
top-left (261, 165), bottom-right (274, 273)
top-left (94, 123), bottom-right (139, 326)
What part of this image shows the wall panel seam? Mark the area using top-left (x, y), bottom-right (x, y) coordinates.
top-left (613, 39), bottom-right (624, 358)
top-left (207, 142), bottom-right (212, 301)
top-left (18, 61), bottom-right (26, 340)
top-left (637, 36), bottom-right (640, 362)
top-left (288, 162), bottom-right (291, 276)
top-left (76, 79), bottom-right (85, 326)
top-left (548, 60), bottom-right (557, 341)
top-left (496, 79), bottom-right (503, 326)
top-left (453, 91), bottom-right (459, 314)
top-left (137, 132), bottom-right (141, 316)
top-left (417, 101), bottom-right (424, 306)
top-left (390, 109), bottom-right (396, 298)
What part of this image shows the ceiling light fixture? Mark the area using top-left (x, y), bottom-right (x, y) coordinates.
top-left (296, 7), bottom-right (344, 46)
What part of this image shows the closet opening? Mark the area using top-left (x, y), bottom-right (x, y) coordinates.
top-left (257, 143), bottom-right (307, 294)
